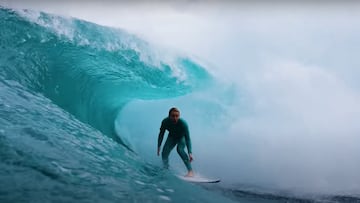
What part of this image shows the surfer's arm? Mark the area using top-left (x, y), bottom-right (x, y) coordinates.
top-left (157, 120), bottom-right (166, 149)
top-left (158, 131), bottom-right (165, 150)
top-left (183, 122), bottom-right (192, 154)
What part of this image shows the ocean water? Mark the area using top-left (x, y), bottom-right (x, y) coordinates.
top-left (1, 7), bottom-right (359, 203)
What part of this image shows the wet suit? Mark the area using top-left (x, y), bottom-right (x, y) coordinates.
top-left (158, 117), bottom-right (192, 171)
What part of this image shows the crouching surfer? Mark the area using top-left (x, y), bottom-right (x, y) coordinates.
top-left (157, 107), bottom-right (194, 177)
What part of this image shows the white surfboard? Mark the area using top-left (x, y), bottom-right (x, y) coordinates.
top-left (177, 175), bottom-right (220, 183)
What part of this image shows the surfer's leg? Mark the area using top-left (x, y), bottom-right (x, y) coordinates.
top-left (177, 137), bottom-right (192, 172)
top-left (161, 137), bottom-right (177, 169)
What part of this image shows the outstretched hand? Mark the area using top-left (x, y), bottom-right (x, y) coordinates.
top-left (189, 153), bottom-right (194, 162)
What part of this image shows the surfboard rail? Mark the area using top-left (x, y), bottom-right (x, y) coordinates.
top-left (177, 175), bottom-right (221, 183)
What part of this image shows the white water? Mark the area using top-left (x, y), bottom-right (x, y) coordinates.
top-left (112, 3), bottom-right (360, 197)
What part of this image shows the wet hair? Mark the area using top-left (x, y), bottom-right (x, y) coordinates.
top-left (168, 107), bottom-right (180, 116)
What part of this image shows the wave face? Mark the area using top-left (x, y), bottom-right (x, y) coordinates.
top-left (0, 7), bottom-right (233, 203)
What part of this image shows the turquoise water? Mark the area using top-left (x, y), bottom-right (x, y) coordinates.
top-left (0, 7), bottom-right (233, 203)
top-left (1, 7), bottom-right (359, 203)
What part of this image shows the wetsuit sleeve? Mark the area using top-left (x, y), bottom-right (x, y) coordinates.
top-left (184, 121), bottom-right (192, 154)
top-left (158, 119), bottom-right (166, 148)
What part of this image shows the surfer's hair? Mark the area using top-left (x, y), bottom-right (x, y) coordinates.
top-left (168, 107), bottom-right (180, 116)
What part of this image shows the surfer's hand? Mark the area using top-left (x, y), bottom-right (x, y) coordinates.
top-left (189, 153), bottom-right (193, 162)
top-left (157, 147), bottom-right (160, 156)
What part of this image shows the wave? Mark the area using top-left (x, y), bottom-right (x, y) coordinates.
top-left (0, 7), bottom-right (213, 151)
top-left (0, 7), bottom-right (236, 203)
top-left (2, 6), bottom-right (359, 202)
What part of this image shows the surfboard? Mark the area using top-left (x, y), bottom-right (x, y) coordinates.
top-left (177, 175), bottom-right (221, 183)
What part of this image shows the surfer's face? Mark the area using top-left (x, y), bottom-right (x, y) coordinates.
top-left (170, 112), bottom-right (180, 123)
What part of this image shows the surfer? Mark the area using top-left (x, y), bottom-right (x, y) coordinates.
top-left (157, 107), bottom-right (194, 177)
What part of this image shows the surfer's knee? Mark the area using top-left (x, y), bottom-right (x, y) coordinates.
top-left (162, 148), bottom-right (170, 160)
top-left (176, 145), bottom-right (184, 155)
top-left (177, 148), bottom-right (189, 162)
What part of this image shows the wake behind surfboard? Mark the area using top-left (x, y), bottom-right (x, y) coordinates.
top-left (177, 175), bottom-right (221, 183)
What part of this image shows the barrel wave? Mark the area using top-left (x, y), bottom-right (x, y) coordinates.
top-left (2, 6), bottom-right (360, 203)
top-left (0, 7), bottom-right (212, 148)
top-left (0, 7), bottom-right (231, 203)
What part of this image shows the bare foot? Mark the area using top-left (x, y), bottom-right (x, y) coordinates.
top-left (185, 170), bottom-right (194, 177)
